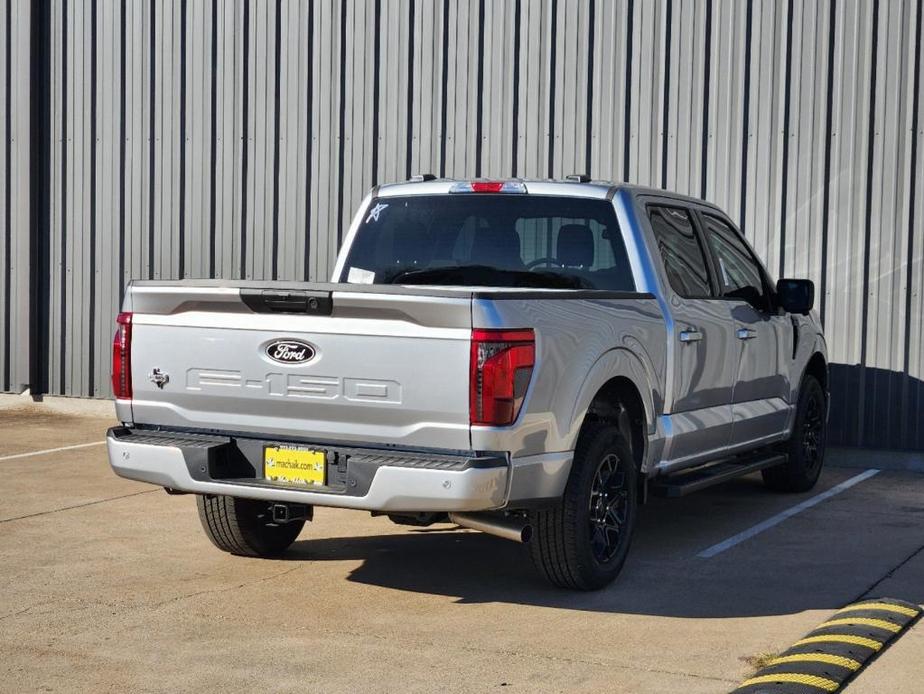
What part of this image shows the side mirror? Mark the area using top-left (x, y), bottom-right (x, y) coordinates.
top-left (776, 278), bottom-right (814, 315)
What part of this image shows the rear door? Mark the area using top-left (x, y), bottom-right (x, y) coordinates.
top-left (646, 203), bottom-right (737, 468)
top-left (697, 213), bottom-right (792, 448)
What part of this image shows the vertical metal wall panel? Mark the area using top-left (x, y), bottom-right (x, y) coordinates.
top-left (824, 0), bottom-right (875, 446)
top-left (481, 0), bottom-right (516, 178)
top-left (308, 0), bottom-right (342, 280)
top-left (861, 0), bottom-right (919, 448)
top-left (627, 0), bottom-right (665, 187)
top-left (9, 0), bottom-right (924, 450)
top-left (590, 0), bottom-right (629, 182)
top-left (443, 0), bottom-right (478, 177)
top-left (782, 0), bottom-right (829, 284)
top-left (741, 0), bottom-right (786, 272)
top-left (909, 0), bottom-right (924, 450)
top-left (515, 0), bottom-right (551, 178)
top-left (0, 1), bottom-right (30, 393)
top-left (662, 0), bottom-right (708, 197)
top-left (551, 0), bottom-right (590, 178)
top-left (409, 0), bottom-right (442, 177)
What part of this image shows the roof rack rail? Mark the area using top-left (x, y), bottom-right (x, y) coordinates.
top-left (565, 173), bottom-right (591, 183)
top-left (409, 173), bottom-right (437, 182)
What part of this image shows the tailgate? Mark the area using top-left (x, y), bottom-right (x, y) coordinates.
top-left (126, 284), bottom-right (473, 450)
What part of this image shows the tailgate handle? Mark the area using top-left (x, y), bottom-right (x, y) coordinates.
top-left (240, 289), bottom-right (333, 315)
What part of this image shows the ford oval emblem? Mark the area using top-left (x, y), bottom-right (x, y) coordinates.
top-left (265, 339), bottom-right (316, 365)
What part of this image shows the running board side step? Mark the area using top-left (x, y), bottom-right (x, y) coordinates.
top-left (650, 453), bottom-right (787, 498)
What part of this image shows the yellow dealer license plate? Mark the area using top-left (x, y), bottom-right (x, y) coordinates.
top-left (263, 446), bottom-right (327, 487)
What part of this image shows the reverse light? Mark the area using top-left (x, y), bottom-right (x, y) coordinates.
top-left (470, 329), bottom-right (535, 426)
top-left (449, 180), bottom-right (527, 194)
top-left (111, 312), bottom-right (133, 399)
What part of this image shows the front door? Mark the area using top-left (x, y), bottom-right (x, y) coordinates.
top-left (698, 213), bottom-right (792, 448)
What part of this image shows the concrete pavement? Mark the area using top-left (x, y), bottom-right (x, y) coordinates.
top-left (1, 408), bottom-right (922, 693)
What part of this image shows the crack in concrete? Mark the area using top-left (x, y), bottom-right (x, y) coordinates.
top-left (857, 540), bottom-right (924, 602)
top-left (0, 490), bottom-right (158, 524)
top-left (310, 624), bottom-right (739, 685)
top-left (143, 565), bottom-right (306, 610)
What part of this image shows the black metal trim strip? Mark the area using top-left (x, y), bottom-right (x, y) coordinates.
top-left (585, 0), bottom-right (595, 177)
top-left (900, 0), bottom-right (922, 448)
top-left (28, 0), bottom-right (51, 395)
top-left (2, 0), bottom-right (10, 391)
top-left (207, 0), bottom-right (217, 279)
top-left (303, 0), bottom-right (314, 280)
top-left (622, 0), bottom-right (634, 182)
top-left (118, 0), bottom-right (127, 301)
top-left (59, 0), bottom-right (69, 392)
top-left (270, 0), bottom-right (282, 280)
top-left (546, 0), bottom-right (557, 178)
top-left (370, 0), bottom-right (381, 186)
top-left (239, 0), bottom-right (250, 279)
top-left (334, 0), bottom-right (347, 247)
top-left (699, 0), bottom-right (712, 199)
top-left (474, 0), bottom-right (484, 177)
top-left (660, 0), bottom-right (672, 189)
top-left (738, 0), bottom-right (754, 233)
top-left (177, 0), bottom-right (187, 280)
top-left (438, 0), bottom-right (449, 177)
top-left (510, 0), bottom-right (521, 177)
top-left (147, 0), bottom-right (155, 281)
top-left (88, 0), bottom-right (98, 395)
top-left (405, 0), bottom-right (415, 180)
top-left (778, 0), bottom-right (794, 278)
top-left (857, 0), bottom-right (880, 447)
top-left (819, 0), bottom-right (838, 326)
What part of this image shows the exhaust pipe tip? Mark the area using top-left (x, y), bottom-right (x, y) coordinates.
top-left (449, 512), bottom-right (532, 544)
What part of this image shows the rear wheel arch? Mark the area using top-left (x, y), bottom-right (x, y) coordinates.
top-left (583, 376), bottom-right (647, 475)
top-left (568, 348), bottom-right (656, 463)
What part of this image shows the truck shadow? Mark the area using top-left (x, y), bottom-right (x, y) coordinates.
top-left (287, 468), bottom-right (924, 617)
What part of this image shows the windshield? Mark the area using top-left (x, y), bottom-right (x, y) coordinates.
top-left (340, 194), bottom-right (635, 291)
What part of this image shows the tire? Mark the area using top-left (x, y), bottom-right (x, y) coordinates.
top-left (196, 494), bottom-right (305, 557)
top-left (529, 422), bottom-right (638, 590)
top-left (762, 374), bottom-right (827, 493)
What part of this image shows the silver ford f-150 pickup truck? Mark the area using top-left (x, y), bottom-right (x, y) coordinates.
top-left (107, 177), bottom-right (827, 589)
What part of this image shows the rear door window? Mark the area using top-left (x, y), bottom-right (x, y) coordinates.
top-left (647, 205), bottom-right (713, 298)
top-left (342, 195), bottom-right (635, 291)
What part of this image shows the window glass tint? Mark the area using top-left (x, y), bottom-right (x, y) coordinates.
top-left (702, 214), bottom-right (768, 310)
top-left (341, 195), bottom-right (635, 290)
top-left (647, 205), bottom-right (712, 297)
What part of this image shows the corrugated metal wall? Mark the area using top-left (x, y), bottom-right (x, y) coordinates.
top-left (3, 0), bottom-right (923, 450)
top-left (0, 0), bottom-right (29, 395)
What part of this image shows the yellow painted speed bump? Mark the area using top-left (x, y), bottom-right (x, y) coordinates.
top-left (731, 598), bottom-right (922, 693)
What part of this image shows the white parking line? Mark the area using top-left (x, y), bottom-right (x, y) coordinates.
top-left (0, 441), bottom-right (106, 462)
top-left (697, 468), bottom-right (881, 559)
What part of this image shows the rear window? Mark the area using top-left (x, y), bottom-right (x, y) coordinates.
top-left (341, 195), bottom-right (635, 291)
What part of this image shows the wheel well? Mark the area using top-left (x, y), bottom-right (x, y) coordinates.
top-left (584, 377), bottom-right (646, 473)
top-left (804, 352), bottom-right (828, 393)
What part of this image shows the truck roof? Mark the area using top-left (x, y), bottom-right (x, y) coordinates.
top-left (373, 177), bottom-right (724, 214)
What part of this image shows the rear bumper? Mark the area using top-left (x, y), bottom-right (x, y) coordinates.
top-left (107, 427), bottom-right (511, 512)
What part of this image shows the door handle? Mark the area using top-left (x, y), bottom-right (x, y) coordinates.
top-left (679, 329), bottom-right (703, 343)
top-left (737, 327), bottom-right (757, 340)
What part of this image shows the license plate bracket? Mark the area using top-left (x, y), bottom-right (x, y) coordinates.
top-left (263, 446), bottom-right (327, 487)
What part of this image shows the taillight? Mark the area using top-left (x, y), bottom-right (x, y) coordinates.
top-left (470, 329), bottom-right (535, 426)
top-left (111, 312), bottom-right (133, 399)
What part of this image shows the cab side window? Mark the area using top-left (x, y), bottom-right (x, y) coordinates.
top-left (648, 205), bottom-right (713, 298)
top-left (701, 214), bottom-right (770, 312)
